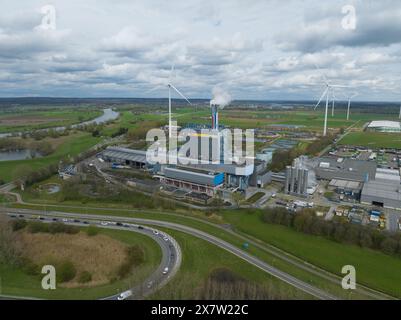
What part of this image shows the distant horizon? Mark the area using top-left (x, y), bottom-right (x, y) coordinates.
top-left (0, 96), bottom-right (400, 105)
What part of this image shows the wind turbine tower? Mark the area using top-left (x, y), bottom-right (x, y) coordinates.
top-left (166, 66), bottom-right (192, 138)
top-left (347, 93), bottom-right (358, 121)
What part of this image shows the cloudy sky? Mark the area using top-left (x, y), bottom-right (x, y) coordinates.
top-left (1, 0), bottom-right (401, 101)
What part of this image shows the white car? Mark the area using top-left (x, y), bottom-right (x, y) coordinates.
top-left (101, 221), bottom-right (108, 226)
top-left (117, 290), bottom-right (132, 300)
top-left (62, 218), bottom-right (68, 222)
top-left (162, 267), bottom-right (169, 275)
top-left (163, 236), bottom-right (169, 242)
top-left (153, 230), bottom-right (159, 235)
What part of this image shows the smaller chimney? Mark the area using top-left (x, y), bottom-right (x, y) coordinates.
top-left (211, 104), bottom-right (219, 130)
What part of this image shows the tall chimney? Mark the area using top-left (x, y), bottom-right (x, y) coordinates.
top-left (211, 104), bottom-right (219, 130)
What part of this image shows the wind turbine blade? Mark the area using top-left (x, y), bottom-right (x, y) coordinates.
top-left (168, 64), bottom-right (175, 83)
top-left (330, 85), bottom-right (349, 88)
top-left (314, 88), bottom-right (328, 110)
top-left (313, 63), bottom-right (329, 85)
top-left (170, 84), bottom-right (192, 105)
top-left (144, 85), bottom-right (162, 94)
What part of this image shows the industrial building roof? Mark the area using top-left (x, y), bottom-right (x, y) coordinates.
top-left (329, 179), bottom-right (362, 190)
top-left (375, 168), bottom-right (401, 183)
top-left (315, 157), bottom-right (377, 182)
top-left (102, 146), bottom-right (147, 163)
top-left (164, 166), bottom-right (224, 186)
top-left (361, 179), bottom-right (401, 202)
top-left (368, 121), bottom-right (401, 129)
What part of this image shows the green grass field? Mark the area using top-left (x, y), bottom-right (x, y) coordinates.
top-left (0, 109), bottom-right (102, 134)
top-left (150, 228), bottom-right (310, 299)
top-left (9, 201), bottom-right (382, 299)
top-left (0, 227), bottom-right (162, 299)
top-left (220, 210), bottom-right (401, 298)
top-left (339, 131), bottom-right (401, 149)
top-left (0, 133), bottom-right (100, 182)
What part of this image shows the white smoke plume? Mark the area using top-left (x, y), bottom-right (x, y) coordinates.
top-left (210, 87), bottom-right (232, 109)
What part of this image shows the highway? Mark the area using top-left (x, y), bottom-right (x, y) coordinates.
top-left (0, 211), bottom-right (182, 301)
top-left (0, 207), bottom-right (338, 300)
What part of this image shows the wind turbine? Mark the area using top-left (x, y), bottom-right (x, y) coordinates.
top-left (313, 66), bottom-right (348, 136)
top-left (398, 105), bottom-right (401, 120)
top-left (166, 65), bottom-right (192, 138)
top-left (314, 82), bottom-right (348, 136)
top-left (346, 93), bottom-right (358, 121)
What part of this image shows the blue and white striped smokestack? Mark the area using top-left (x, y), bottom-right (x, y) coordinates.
top-left (211, 104), bottom-right (219, 130)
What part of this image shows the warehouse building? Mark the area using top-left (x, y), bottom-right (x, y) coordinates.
top-left (314, 157), bottom-right (377, 182)
top-left (328, 179), bottom-right (363, 200)
top-left (157, 166), bottom-right (224, 197)
top-left (366, 121), bottom-right (401, 133)
top-left (361, 179), bottom-right (401, 209)
top-left (101, 146), bottom-right (148, 169)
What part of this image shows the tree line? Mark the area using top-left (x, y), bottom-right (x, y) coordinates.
top-left (269, 135), bottom-right (334, 172)
top-left (262, 207), bottom-right (401, 257)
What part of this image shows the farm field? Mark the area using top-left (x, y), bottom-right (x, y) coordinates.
top-left (0, 109), bottom-right (102, 133)
top-left (339, 131), bottom-right (401, 149)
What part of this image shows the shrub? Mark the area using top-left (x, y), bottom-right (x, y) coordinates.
top-left (20, 258), bottom-right (40, 276)
top-left (117, 245), bottom-right (145, 279)
top-left (86, 226), bottom-right (99, 237)
top-left (11, 219), bottom-right (27, 231)
top-left (58, 261), bottom-right (77, 282)
top-left (27, 221), bottom-right (49, 233)
top-left (78, 271), bottom-right (92, 283)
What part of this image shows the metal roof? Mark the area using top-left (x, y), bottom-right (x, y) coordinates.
top-left (102, 146), bottom-right (147, 163)
top-left (368, 121), bottom-right (401, 129)
top-left (329, 179), bottom-right (362, 190)
top-left (362, 179), bottom-right (401, 201)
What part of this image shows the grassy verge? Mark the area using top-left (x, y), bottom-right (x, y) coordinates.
top-left (150, 228), bottom-right (311, 300)
top-left (220, 209), bottom-right (401, 298)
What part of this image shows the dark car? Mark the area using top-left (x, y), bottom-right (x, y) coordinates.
top-left (116, 222), bottom-right (123, 226)
top-left (52, 218), bottom-right (58, 221)
top-left (138, 226), bottom-right (144, 230)
top-left (83, 221), bottom-right (89, 224)
top-left (73, 219), bottom-right (80, 223)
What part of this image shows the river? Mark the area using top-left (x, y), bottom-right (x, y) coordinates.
top-left (0, 108), bottom-right (119, 139)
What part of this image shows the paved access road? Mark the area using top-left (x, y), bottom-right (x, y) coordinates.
top-left (0, 211), bottom-right (182, 301)
top-left (1, 207), bottom-right (338, 300)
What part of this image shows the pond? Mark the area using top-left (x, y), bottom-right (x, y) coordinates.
top-left (46, 184), bottom-right (61, 194)
top-left (0, 149), bottom-right (43, 162)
